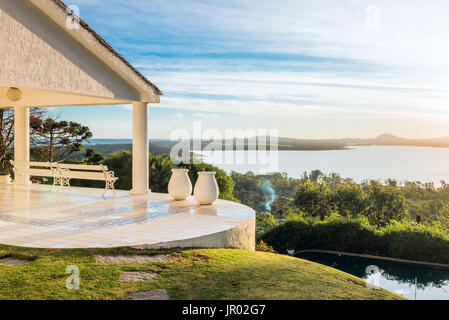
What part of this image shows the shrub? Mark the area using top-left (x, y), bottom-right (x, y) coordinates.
top-left (293, 181), bottom-right (332, 220)
top-left (261, 216), bottom-right (449, 264)
top-left (380, 221), bottom-right (449, 263)
top-left (148, 153), bottom-right (175, 193)
top-left (364, 181), bottom-right (408, 227)
top-left (255, 211), bottom-right (278, 237)
top-left (103, 150), bottom-right (133, 190)
top-left (255, 240), bottom-right (276, 253)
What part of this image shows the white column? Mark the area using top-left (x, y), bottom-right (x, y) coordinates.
top-left (14, 106), bottom-right (30, 185)
top-left (130, 102), bottom-right (150, 194)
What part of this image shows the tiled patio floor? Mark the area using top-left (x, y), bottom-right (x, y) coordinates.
top-left (0, 184), bottom-right (254, 248)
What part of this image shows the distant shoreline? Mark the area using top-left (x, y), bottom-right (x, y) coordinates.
top-left (85, 139), bottom-right (449, 151)
top-left (85, 133), bottom-right (449, 150)
top-left (70, 142), bottom-right (449, 162)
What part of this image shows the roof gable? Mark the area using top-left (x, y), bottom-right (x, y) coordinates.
top-left (48, 0), bottom-right (162, 96)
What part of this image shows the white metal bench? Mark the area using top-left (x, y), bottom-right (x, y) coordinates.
top-left (10, 161), bottom-right (118, 192)
top-left (55, 163), bottom-right (118, 192)
top-left (10, 160), bottom-right (61, 187)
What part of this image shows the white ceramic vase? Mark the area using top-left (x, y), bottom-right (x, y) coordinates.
top-left (194, 171), bottom-right (219, 205)
top-left (168, 169), bottom-right (192, 200)
top-left (0, 175), bottom-right (11, 185)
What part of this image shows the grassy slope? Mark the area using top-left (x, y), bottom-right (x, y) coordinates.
top-left (0, 246), bottom-right (403, 300)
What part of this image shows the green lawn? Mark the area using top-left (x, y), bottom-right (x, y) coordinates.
top-left (0, 245), bottom-right (403, 300)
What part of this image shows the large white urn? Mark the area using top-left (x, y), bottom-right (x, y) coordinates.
top-left (168, 169), bottom-right (192, 200)
top-left (194, 171), bottom-right (219, 205)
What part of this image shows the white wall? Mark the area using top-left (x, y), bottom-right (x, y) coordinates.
top-left (0, 0), bottom-right (141, 103)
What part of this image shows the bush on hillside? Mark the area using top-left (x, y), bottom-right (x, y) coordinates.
top-left (261, 215), bottom-right (449, 264)
top-left (102, 150), bottom-right (133, 190)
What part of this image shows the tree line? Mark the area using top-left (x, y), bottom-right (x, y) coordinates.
top-left (231, 169), bottom-right (449, 235)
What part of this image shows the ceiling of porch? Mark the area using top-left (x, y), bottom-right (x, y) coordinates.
top-left (0, 85), bottom-right (133, 108)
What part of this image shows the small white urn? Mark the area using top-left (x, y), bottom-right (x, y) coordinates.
top-left (168, 169), bottom-right (192, 200)
top-left (0, 174), bottom-right (11, 185)
top-left (194, 171), bottom-right (219, 205)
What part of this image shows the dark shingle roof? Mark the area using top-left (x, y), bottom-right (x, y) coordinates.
top-left (50, 0), bottom-right (163, 95)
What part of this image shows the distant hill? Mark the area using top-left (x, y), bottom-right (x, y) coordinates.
top-left (339, 133), bottom-right (449, 148)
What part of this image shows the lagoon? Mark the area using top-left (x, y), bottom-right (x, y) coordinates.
top-left (198, 146), bottom-right (449, 185)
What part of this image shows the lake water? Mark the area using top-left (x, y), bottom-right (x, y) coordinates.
top-left (198, 146), bottom-right (449, 185)
top-left (296, 251), bottom-right (449, 300)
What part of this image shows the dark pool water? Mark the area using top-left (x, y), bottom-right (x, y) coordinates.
top-left (295, 251), bottom-right (449, 300)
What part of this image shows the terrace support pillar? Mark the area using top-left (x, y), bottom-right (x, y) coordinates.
top-left (13, 106), bottom-right (30, 185)
top-left (131, 102), bottom-right (150, 195)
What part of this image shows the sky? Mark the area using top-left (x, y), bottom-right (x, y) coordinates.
top-left (56, 0), bottom-right (449, 139)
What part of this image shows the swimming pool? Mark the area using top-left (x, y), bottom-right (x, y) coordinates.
top-left (295, 251), bottom-right (449, 300)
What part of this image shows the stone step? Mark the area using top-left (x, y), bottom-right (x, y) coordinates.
top-left (128, 289), bottom-right (170, 300)
top-left (0, 257), bottom-right (29, 266)
top-left (120, 271), bottom-right (158, 282)
top-left (96, 254), bottom-right (169, 264)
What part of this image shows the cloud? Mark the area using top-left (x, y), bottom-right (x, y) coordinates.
top-left (157, 88), bottom-right (449, 122)
top-left (150, 69), bottom-right (449, 122)
top-left (192, 112), bottom-right (219, 119)
top-left (172, 112), bottom-right (184, 118)
top-left (65, 0), bottom-right (449, 138)
top-left (81, 0), bottom-right (449, 68)
top-left (121, 104), bottom-right (132, 111)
